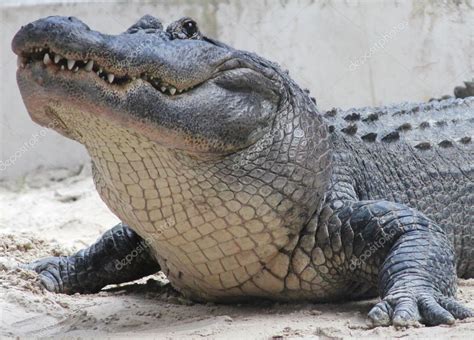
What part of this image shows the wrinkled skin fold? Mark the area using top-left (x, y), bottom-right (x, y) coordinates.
top-left (12, 15), bottom-right (474, 328)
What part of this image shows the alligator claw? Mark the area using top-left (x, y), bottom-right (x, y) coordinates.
top-left (25, 256), bottom-right (67, 293)
top-left (368, 291), bottom-right (473, 327)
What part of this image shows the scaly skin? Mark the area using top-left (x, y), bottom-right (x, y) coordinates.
top-left (12, 15), bottom-right (473, 327)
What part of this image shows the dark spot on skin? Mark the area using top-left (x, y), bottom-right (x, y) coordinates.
top-left (361, 133), bottom-right (377, 142)
top-left (328, 125), bottom-right (335, 133)
top-left (438, 140), bottom-right (453, 148)
top-left (304, 88), bottom-right (310, 94)
top-left (414, 142), bottom-right (431, 150)
top-left (412, 107), bottom-right (420, 113)
top-left (381, 131), bottom-right (400, 143)
top-left (310, 97), bottom-right (316, 104)
top-left (419, 121), bottom-right (430, 129)
top-left (435, 120), bottom-right (447, 127)
top-left (325, 108), bottom-right (338, 117)
top-left (459, 136), bottom-right (471, 144)
top-left (363, 113), bottom-right (379, 122)
top-left (341, 124), bottom-right (358, 135)
top-left (344, 112), bottom-right (361, 121)
top-left (396, 123), bottom-right (412, 131)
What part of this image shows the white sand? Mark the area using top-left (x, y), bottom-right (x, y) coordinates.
top-left (1, 166), bottom-right (473, 339)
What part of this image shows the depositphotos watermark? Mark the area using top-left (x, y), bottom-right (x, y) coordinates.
top-left (231, 128), bottom-right (305, 171)
top-left (114, 236), bottom-right (154, 271)
top-left (0, 118), bottom-right (62, 172)
top-left (349, 227), bottom-right (398, 271)
top-left (114, 217), bottom-right (175, 271)
top-left (348, 21), bottom-right (408, 72)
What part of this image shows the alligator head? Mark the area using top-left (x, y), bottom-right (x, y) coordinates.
top-left (12, 15), bottom-right (292, 156)
top-left (12, 16), bottom-right (331, 282)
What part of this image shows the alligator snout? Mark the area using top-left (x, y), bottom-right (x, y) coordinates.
top-left (12, 16), bottom-right (93, 57)
top-left (13, 15), bottom-right (166, 55)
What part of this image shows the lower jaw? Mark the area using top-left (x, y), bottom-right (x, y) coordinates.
top-left (17, 62), bottom-right (257, 157)
top-left (16, 68), bottom-right (230, 159)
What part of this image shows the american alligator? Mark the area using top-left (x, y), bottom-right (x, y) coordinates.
top-left (12, 15), bottom-right (474, 327)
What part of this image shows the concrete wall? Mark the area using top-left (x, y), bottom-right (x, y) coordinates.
top-left (1, 0), bottom-right (472, 178)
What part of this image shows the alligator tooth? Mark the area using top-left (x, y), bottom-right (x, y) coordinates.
top-left (60, 65), bottom-right (65, 70)
top-left (169, 87), bottom-right (176, 95)
top-left (43, 53), bottom-right (51, 65)
top-left (160, 86), bottom-right (167, 93)
top-left (178, 89), bottom-right (183, 93)
top-left (98, 67), bottom-right (103, 74)
top-left (107, 73), bottom-right (115, 83)
top-left (84, 60), bottom-right (94, 72)
top-left (67, 59), bottom-right (75, 70)
top-left (38, 48), bottom-right (43, 52)
top-left (17, 57), bottom-right (25, 68)
top-left (73, 66), bottom-right (79, 72)
top-left (54, 54), bottom-right (62, 64)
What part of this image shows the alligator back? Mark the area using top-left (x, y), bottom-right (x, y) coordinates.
top-left (324, 97), bottom-right (474, 277)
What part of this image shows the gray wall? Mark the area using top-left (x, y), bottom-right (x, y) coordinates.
top-left (1, 0), bottom-right (472, 178)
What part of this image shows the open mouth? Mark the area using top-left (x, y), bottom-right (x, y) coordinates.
top-left (18, 46), bottom-right (195, 96)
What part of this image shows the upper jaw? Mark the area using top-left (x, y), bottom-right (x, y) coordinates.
top-left (12, 15), bottom-right (234, 92)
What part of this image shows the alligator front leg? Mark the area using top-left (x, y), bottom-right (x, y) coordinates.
top-left (320, 200), bottom-right (473, 327)
top-left (27, 223), bottom-right (161, 294)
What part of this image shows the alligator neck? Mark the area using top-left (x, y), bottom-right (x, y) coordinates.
top-left (48, 89), bottom-right (332, 299)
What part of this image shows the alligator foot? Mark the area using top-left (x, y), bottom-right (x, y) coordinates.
top-left (367, 212), bottom-right (474, 327)
top-left (26, 223), bottom-right (161, 294)
top-left (325, 200), bottom-right (474, 327)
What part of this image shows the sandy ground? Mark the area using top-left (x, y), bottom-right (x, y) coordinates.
top-left (1, 166), bottom-right (473, 339)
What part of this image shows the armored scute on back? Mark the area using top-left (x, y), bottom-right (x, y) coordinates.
top-left (13, 14), bottom-right (473, 327)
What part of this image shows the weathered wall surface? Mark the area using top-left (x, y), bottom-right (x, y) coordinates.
top-left (1, 0), bottom-right (472, 178)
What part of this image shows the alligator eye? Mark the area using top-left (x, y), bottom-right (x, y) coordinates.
top-left (166, 17), bottom-right (201, 40)
top-left (183, 20), bottom-right (198, 38)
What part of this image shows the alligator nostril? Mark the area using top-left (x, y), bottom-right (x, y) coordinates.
top-left (126, 15), bottom-right (163, 34)
top-left (68, 17), bottom-right (73, 21)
